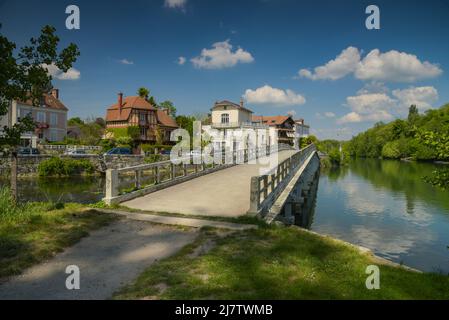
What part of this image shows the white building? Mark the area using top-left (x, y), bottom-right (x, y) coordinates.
top-left (293, 118), bottom-right (310, 149)
top-left (202, 100), bottom-right (271, 152)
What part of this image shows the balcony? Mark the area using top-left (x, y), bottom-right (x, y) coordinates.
top-left (212, 121), bottom-right (268, 129)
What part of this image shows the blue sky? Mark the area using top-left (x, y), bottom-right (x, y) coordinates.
top-left (1, 0), bottom-right (448, 139)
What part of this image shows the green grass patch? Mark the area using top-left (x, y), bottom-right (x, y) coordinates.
top-left (0, 188), bottom-right (116, 279)
top-left (115, 226), bottom-right (449, 300)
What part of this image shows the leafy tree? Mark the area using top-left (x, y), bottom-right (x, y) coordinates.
top-left (408, 104), bottom-right (419, 123)
top-left (68, 117), bottom-right (84, 126)
top-left (175, 115), bottom-right (195, 137)
top-left (137, 87), bottom-right (149, 99)
top-left (159, 100), bottom-right (177, 117)
top-left (0, 24), bottom-right (79, 200)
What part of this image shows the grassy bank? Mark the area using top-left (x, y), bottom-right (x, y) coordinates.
top-left (115, 226), bottom-right (449, 300)
top-left (0, 188), bottom-right (116, 279)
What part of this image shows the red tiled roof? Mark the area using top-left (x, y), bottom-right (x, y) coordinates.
top-left (18, 93), bottom-right (68, 111)
top-left (252, 115), bottom-right (293, 126)
top-left (105, 96), bottom-right (156, 122)
top-left (157, 109), bottom-right (178, 128)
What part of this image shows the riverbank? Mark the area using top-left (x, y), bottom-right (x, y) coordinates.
top-left (114, 223), bottom-right (449, 300)
top-left (0, 198), bottom-right (116, 279)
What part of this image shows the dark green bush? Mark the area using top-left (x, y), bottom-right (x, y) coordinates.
top-left (38, 157), bottom-right (95, 176)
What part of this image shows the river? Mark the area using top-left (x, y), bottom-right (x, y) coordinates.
top-left (310, 159), bottom-right (449, 274)
top-left (1, 158), bottom-right (448, 273)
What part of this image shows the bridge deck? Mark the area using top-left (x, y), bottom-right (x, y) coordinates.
top-left (121, 150), bottom-right (296, 217)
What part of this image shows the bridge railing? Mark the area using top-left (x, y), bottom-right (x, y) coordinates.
top-left (103, 144), bottom-right (294, 205)
top-left (249, 144), bottom-right (316, 215)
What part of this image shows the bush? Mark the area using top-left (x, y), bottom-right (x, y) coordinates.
top-left (141, 144), bottom-right (172, 154)
top-left (382, 141), bottom-right (401, 159)
top-left (38, 157), bottom-right (95, 176)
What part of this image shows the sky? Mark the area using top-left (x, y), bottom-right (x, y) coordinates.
top-left (1, 0), bottom-right (448, 140)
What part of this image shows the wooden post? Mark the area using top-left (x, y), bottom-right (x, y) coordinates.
top-left (155, 165), bottom-right (160, 184)
top-left (183, 164), bottom-right (188, 176)
top-left (10, 150), bottom-right (18, 202)
top-left (263, 175), bottom-right (268, 200)
top-left (105, 169), bottom-right (119, 203)
top-left (134, 170), bottom-right (141, 189)
top-left (249, 176), bottom-right (261, 213)
top-left (171, 163), bottom-right (176, 180)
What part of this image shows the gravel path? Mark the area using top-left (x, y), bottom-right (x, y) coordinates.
top-left (0, 219), bottom-right (197, 300)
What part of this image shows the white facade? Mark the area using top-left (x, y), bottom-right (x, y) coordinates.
top-left (203, 100), bottom-right (272, 152)
top-left (294, 119), bottom-right (310, 149)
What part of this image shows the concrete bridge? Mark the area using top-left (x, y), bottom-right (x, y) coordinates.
top-left (103, 144), bottom-right (320, 224)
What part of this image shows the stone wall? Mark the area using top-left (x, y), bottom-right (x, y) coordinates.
top-left (0, 155), bottom-right (146, 176)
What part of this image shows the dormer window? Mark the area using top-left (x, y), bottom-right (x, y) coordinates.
top-left (221, 113), bottom-right (229, 124)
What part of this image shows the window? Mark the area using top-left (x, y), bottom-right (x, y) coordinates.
top-left (49, 129), bottom-right (58, 142)
top-left (221, 113), bottom-right (229, 124)
top-left (50, 113), bottom-right (58, 126)
top-left (140, 126), bottom-right (146, 137)
top-left (139, 113), bottom-right (146, 122)
top-left (19, 108), bottom-right (31, 119)
top-left (37, 111), bottom-right (46, 123)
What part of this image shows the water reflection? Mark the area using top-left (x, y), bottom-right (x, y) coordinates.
top-left (310, 159), bottom-right (449, 274)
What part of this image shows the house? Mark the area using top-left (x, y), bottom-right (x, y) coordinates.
top-left (251, 115), bottom-right (296, 146)
top-left (202, 99), bottom-right (271, 151)
top-left (105, 93), bottom-right (178, 144)
top-left (293, 118), bottom-right (310, 148)
top-left (0, 88), bottom-right (68, 147)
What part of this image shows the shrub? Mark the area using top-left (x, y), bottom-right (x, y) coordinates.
top-left (38, 157), bottom-right (95, 176)
top-left (382, 141), bottom-right (401, 159)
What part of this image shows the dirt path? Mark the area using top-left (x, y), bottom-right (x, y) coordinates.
top-left (0, 219), bottom-right (197, 300)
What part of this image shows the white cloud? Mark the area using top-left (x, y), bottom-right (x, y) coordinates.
top-left (164, 0), bottom-right (186, 9)
top-left (355, 49), bottom-right (442, 82)
top-left (177, 56), bottom-right (186, 65)
top-left (299, 46), bottom-right (442, 83)
top-left (337, 86), bottom-right (439, 124)
top-left (337, 93), bottom-right (396, 124)
top-left (298, 46), bottom-right (361, 80)
top-left (42, 63), bottom-right (80, 80)
top-left (243, 85), bottom-right (306, 106)
top-left (324, 112), bottom-right (336, 118)
top-left (191, 40), bottom-right (254, 69)
top-left (392, 86), bottom-right (439, 111)
top-left (119, 58), bottom-right (134, 65)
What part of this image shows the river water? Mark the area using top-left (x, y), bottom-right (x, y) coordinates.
top-left (1, 159), bottom-right (448, 273)
top-left (310, 159), bottom-right (449, 274)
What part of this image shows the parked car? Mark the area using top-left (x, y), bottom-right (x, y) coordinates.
top-left (64, 149), bottom-right (87, 156)
top-left (160, 149), bottom-right (171, 155)
top-left (17, 147), bottom-right (39, 155)
top-left (104, 147), bottom-right (132, 155)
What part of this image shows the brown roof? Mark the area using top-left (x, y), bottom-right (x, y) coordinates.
top-left (18, 93), bottom-right (68, 111)
top-left (252, 115), bottom-right (293, 126)
top-left (212, 100), bottom-right (253, 113)
top-left (157, 110), bottom-right (178, 128)
top-left (106, 96), bottom-right (156, 122)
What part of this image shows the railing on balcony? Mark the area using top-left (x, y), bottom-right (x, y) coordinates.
top-left (212, 121), bottom-right (268, 129)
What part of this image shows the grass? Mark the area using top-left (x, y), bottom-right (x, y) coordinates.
top-left (114, 225), bottom-right (449, 300)
top-left (0, 188), bottom-right (116, 279)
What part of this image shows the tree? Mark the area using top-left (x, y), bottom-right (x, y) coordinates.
top-left (137, 87), bottom-right (149, 99)
top-left (68, 117), bottom-right (84, 126)
top-left (159, 100), bottom-right (177, 117)
top-left (408, 104), bottom-right (419, 123)
top-left (0, 24), bottom-right (80, 200)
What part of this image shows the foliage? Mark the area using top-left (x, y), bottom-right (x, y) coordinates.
top-left (38, 157), bottom-right (95, 176)
top-left (159, 100), bottom-right (177, 117)
top-left (424, 168), bottom-right (449, 190)
top-left (299, 135), bottom-right (318, 149)
top-left (67, 117), bottom-right (84, 126)
top-left (175, 115), bottom-right (195, 137)
top-left (0, 24), bottom-right (79, 152)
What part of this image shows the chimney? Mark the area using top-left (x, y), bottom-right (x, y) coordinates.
top-left (164, 107), bottom-right (170, 116)
top-left (51, 88), bottom-right (59, 99)
top-left (118, 92), bottom-right (123, 113)
top-left (240, 98), bottom-right (244, 108)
